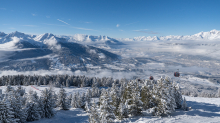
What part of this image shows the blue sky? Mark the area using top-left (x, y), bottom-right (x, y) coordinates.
top-left (0, 0), bottom-right (220, 38)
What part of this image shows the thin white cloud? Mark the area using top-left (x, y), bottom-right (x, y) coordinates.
top-left (56, 19), bottom-right (96, 31)
top-left (9, 27), bottom-right (16, 30)
top-left (70, 26), bottom-right (97, 31)
top-left (46, 16), bottom-right (50, 18)
top-left (42, 23), bottom-right (66, 26)
top-left (119, 29), bottom-right (124, 31)
top-left (57, 19), bottom-right (70, 25)
top-left (0, 8), bottom-right (6, 10)
top-left (32, 13), bottom-right (36, 16)
top-left (22, 25), bottom-right (37, 27)
top-left (116, 24), bottom-right (120, 27)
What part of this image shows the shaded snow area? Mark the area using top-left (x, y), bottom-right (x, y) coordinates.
top-left (121, 96), bottom-right (220, 123)
top-left (31, 108), bottom-right (89, 123)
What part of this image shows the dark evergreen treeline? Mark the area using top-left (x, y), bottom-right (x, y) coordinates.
top-left (0, 74), bottom-right (121, 88)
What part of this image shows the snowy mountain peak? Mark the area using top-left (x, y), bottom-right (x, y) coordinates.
top-left (210, 29), bottom-right (220, 34)
top-left (7, 31), bottom-right (26, 38)
top-left (0, 31), bottom-right (6, 37)
top-left (34, 33), bottom-right (55, 41)
top-left (58, 34), bottom-right (111, 42)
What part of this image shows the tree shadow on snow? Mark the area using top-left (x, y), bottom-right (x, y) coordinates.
top-left (31, 108), bottom-right (89, 123)
top-left (120, 101), bottom-right (220, 123)
top-left (173, 101), bottom-right (220, 117)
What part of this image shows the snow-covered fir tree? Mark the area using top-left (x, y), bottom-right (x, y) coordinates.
top-left (130, 80), bottom-right (143, 116)
top-left (77, 92), bottom-right (83, 108)
top-left (122, 80), bottom-right (142, 116)
top-left (5, 85), bottom-right (13, 93)
top-left (141, 85), bottom-right (155, 110)
top-left (81, 92), bottom-right (86, 109)
top-left (66, 78), bottom-right (70, 87)
top-left (182, 97), bottom-right (188, 111)
top-left (38, 96), bottom-right (45, 119)
top-left (67, 93), bottom-right (72, 106)
top-left (9, 91), bottom-right (26, 123)
top-left (151, 76), bottom-right (176, 116)
top-left (25, 90), bottom-right (41, 121)
top-left (57, 86), bottom-right (69, 110)
top-left (0, 100), bottom-right (18, 123)
top-left (89, 101), bottom-right (100, 123)
top-left (85, 89), bottom-right (92, 104)
top-left (85, 101), bottom-right (90, 113)
top-left (99, 89), bottom-right (116, 123)
top-left (41, 88), bottom-right (55, 118)
top-left (15, 85), bottom-right (25, 97)
top-left (173, 82), bottom-right (183, 109)
top-left (71, 93), bottom-right (80, 108)
top-left (118, 102), bottom-right (128, 120)
top-left (109, 83), bottom-right (120, 116)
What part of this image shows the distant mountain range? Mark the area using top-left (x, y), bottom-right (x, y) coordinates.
top-left (117, 29), bottom-right (220, 41)
top-left (0, 31), bottom-right (120, 71)
top-left (57, 29), bottom-right (220, 42)
top-left (1, 29), bottom-right (219, 45)
top-left (0, 29), bottom-right (219, 71)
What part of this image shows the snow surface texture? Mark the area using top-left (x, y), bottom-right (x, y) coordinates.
top-left (0, 86), bottom-right (220, 123)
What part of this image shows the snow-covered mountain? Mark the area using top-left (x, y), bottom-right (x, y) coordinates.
top-left (58, 34), bottom-right (110, 42)
top-left (0, 31), bottom-right (125, 48)
top-left (118, 29), bottom-right (220, 41)
top-left (0, 31), bottom-right (120, 71)
top-left (0, 31), bottom-right (6, 37)
top-left (57, 34), bottom-right (125, 46)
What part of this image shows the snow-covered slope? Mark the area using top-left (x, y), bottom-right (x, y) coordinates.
top-left (0, 31), bottom-right (6, 37)
top-left (118, 29), bottom-right (220, 41)
top-left (58, 34), bottom-right (109, 42)
top-left (58, 34), bottom-right (126, 47)
top-left (1, 85), bottom-right (220, 123)
top-left (0, 31), bottom-right (120, 72)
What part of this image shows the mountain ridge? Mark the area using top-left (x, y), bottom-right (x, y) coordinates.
top-left (0, 29), bottom-right (220, 45)
top-left (117, 29), bottom-right (220, 41)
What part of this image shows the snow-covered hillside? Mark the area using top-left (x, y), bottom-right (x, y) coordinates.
top-left (0, 31), bottom-right (120, 72)
top-left (0, 85), bottom-right (219, 123)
